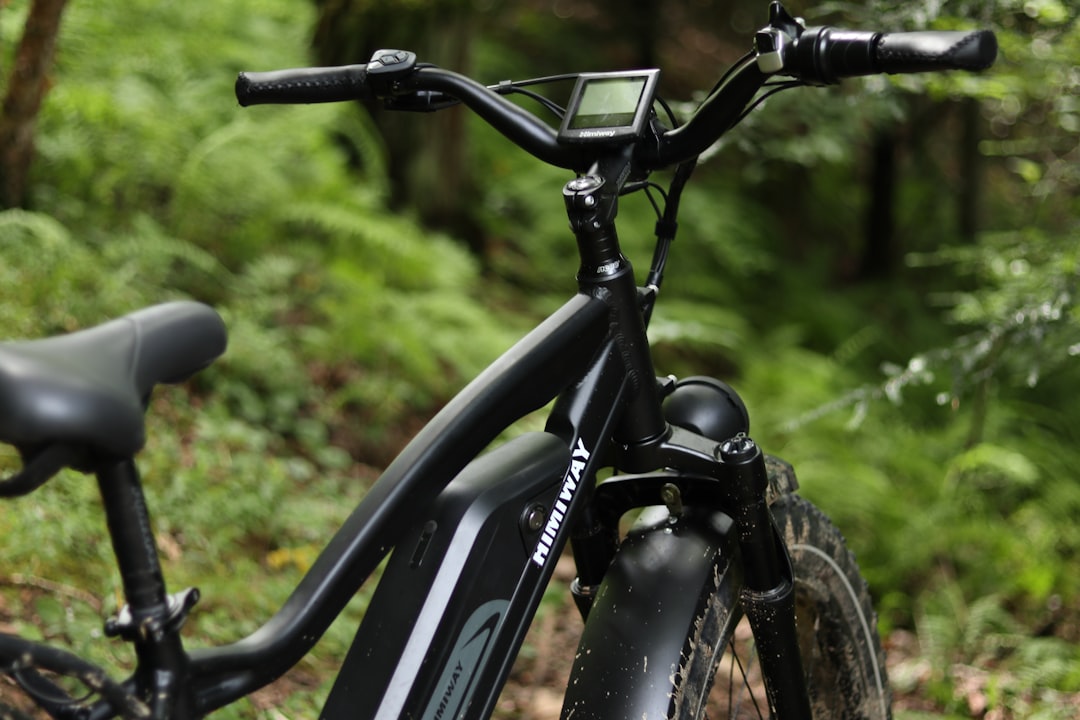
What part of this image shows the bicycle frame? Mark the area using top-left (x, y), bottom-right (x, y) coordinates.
top-left (181, 289), bottom-right (622, 716)
top-left (0, 147), bottom-right (806, 719)
top-left (164, 161), bottom-right (809, 720)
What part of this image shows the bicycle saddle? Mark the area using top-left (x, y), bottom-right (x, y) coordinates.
top-left (0, 301), bottom-right (227, 459)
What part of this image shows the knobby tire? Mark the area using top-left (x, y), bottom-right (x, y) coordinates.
top-left (672, 494), bottom-right (891, 720)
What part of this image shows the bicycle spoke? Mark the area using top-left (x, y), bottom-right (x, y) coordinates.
top-left (734, 638), bottom-right (765, 720)
top-left (706, 618), bottom-right (769, 720)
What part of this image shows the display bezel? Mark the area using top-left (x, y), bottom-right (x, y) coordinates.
top-left (557, 69), bottom-right (660, 144)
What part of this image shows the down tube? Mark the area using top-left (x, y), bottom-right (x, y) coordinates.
top-left (464, 338), bottom-right (632, 719)
top-left (186, 292), bottom-right (612, 712)
top-left (322, 338), bottom-right (629, 720)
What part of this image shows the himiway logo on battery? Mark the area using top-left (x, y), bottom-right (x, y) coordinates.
top-left (530, 438), bottom-right (590, 567)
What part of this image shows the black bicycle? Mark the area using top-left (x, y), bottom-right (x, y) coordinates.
top-left (0, 4), bottom-right (996, 718)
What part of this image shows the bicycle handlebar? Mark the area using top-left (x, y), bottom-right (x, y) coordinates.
top-left (236, 6), bottom-right (997, 170)
top-left (234, 63), bottom-right (371, 106)
top-left (237, 60), bottom-right (586, 169)
top-left (786, 27), bottom-right (998, 85)
top-left (397, 67), bottom-right (583, 169)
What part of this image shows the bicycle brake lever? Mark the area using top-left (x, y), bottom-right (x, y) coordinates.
top-left (367, 49), bottom-right (459, 110)
top-left (755, 2), bottom-right (805, 74)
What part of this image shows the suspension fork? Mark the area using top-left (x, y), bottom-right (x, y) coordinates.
top-left (611, 429), bottom-right (813, 719)
top-left (717, 435), bottom-right (812, 719)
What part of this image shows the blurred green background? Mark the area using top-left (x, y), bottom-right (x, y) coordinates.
top-left (1, 0), bottom-right (1078, 717)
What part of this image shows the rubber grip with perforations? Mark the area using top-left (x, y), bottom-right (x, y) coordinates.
top-left (235, 64), bottom-right (370, 106)
top-left (876, 30), bottom-right (998, 74)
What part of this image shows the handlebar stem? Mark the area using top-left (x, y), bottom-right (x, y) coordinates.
top-left (564, 153), bottom-right (668, 447)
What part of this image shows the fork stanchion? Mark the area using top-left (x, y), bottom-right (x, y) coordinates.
top-left (719, 435), bottom-right (813, 720)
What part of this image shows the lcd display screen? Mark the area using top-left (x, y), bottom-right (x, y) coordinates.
top-left (558, 69), bottom-right (660, 144)
top-left (566, 76), bottom-right (648, 130)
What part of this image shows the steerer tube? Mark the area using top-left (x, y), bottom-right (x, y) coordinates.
top-left (563, 165), bottom-right (667, 446)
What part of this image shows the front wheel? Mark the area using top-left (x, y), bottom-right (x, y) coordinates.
top-left (675, 494), bottom-right (891, 719)
top-left (562, 492), bottom-right (890, 720)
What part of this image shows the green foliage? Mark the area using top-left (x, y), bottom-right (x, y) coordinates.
top-left (0, 209), bottom-right (222, 332)
top-left (2, 0), bottom-right (1079, 716)
top-left (706, 2), bottom-right (1080, 658)
top-left (865, 0), bottom-right (1080, 226)
top-left (910, 230), bottom-right (1080, 399)
top-left (289, 194), bottom-right (523, 416)
top-left (906, 587), bottom-right (1080, 718)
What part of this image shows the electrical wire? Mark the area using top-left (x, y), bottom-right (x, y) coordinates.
top-left (703, 50), bottom-right (757, 103)
top-left (499, 86), bottom-right (566, 118)
top-left (734, 80), bottom-right (804, 124)
top-left (494, 73), bottom-right (580, 88)
top-left (655, 95), bottom-right (680, 129)
top-left (486, 73), bottom-right (582, 119)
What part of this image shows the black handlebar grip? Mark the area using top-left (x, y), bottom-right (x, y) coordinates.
top-left (876, 30), bottom-right (998, 75)
top-left (790, 27), bottom-right (997, 85)
top-left (790, 28), bottom-right (880, 84)
top-left (235, 64), bottom-right (370, 106)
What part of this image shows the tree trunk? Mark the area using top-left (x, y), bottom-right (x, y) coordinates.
top-left (311, 0), bottom-right (485, 255)
top-left (859, 129), bottom-right (898, 280)
top-left (622, 0), bottom-right (662, 68)
top-left (957, 97), bottom-right (982, 244)
top-left (0, 0), bottom-right (70, 209)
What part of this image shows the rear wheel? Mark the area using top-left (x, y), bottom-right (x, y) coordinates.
top-left (0, 700), bottom-right (38, 720)
top-left (673, 494), bottom-right (891, 719)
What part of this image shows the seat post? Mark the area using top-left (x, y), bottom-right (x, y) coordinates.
top-left (96, 459), bottom-right (170, 612)
top-left (96, 458), bottom-right (196, 716)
